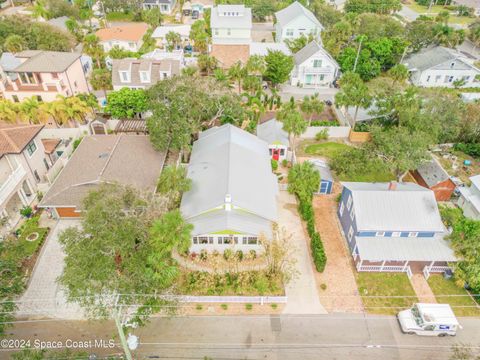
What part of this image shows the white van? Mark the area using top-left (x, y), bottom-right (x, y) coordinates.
top-left (397, 303), bottom-right (460, 337)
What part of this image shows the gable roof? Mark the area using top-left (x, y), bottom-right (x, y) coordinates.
top-left (256, 119), bottom-right (289, 147)
top-left (402, 46), bottom-right (479, 72)
top-left (307, 159), bottom-right (334, 182)
top-left (40, 135), bottom-right (166, 208)
top-left (249, 42), bottom-right (291, 56)
top-left (152, 25), bottom-right (191, 38)
top-left (111, 58), bottom-right (180, 88)
top-left (10, 51), bottom-right (81, 73)
top-left (41, 138), bottom-right (61, 155)
top-left (96, 23), bottom-right (149, 42)
top-left (210, 5), bottom-right (252, 29)
top-left (180, 124), bottom-right (278, 224)
top-left (293, 41), bottom-right (339, 69)
top-left (342, 182), bottom-right (445, 232)
top-left (0, 124), bottom-right (44, 158)
top-left (416, 157), bottom-right (451, 188)
top-left (275, 1), bottom-right (322, 29)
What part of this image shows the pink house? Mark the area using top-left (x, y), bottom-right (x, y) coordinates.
top-left (0, 50), bottom-right (91, 102)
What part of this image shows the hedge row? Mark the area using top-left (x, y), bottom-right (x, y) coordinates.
top-left (453, 143), bottom-right (480, 159)
top-left (298, 197), bottom-right (327, 272)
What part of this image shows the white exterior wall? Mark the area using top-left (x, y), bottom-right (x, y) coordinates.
top-left (276, 16), bottom-right (321, 43)
top-left (301, 126), bottom-right (351, 139)
top-left (458, 191), bottom-right (480, 220)
top-left (290, 51), bottom-right (338, 88)
top-left (143, 1), bottom-right (174, 14)
top-left (212, 27), bottom-right (251, 44)
top-left (415, 68), bottom-right (480, 88)
top-left (100, 39), bottom-right (143, 52)
top-left (190, 233), bottom-right (263, 254)
top-left (268, 144), bottom-right (288, 161)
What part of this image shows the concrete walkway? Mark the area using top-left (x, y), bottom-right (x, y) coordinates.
top-left (278, 191), bottom-right (327, 314)
top-left (410, 273), bottom-right (437, 303)
top-left (17, 220), bottom-right (84, 320)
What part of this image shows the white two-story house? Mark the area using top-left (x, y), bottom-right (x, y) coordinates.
top-left (290, 41), bottom-right (339, 88)
top-left (210, 4), bottom-right (252, 68)
top-left (402, 46), bottom-right (480, 88)
top-left (274, 1), bottom-right (323, 43)
top-left (0, 124), bottom-right (57, 235)
top-left (143, 0), bottom-right (176, 14)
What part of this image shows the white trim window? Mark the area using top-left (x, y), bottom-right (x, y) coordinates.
top-left (346, 195), bottom-right (353, 211)
top-left (348, 226), bottom-right (354, 242)
top-left (286, 29), bottom-right (294, 37)
top-left (391, 232), bottom-right (401, 237)
top-left (26, 140), bottom-right (37, 157)
top-left (408, 232), bottom-right (418, 238)
top-left (349, 207), bottom-right (355, 221)
top-left (339, 201), bottom-right (344, 216)
top-left (376, 231), bottom-right (386, 237)
top-left (119, 71), bottom-right (130, 83)
top-left (140, 71), bottom-right (150, 83)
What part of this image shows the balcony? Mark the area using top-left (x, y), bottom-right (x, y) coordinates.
top-left (2, 78), bottom-right (66, 93)
top-left (300, 66), bottom-right (335, 74)
top-left (0, 165), bottom-right (27, 206)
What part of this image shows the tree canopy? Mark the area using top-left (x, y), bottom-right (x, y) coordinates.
top-left (264, 50), bottom-right (294, 87)
top-left (288, 162), bottom-right (320, 203)
top-left (106, 88), bottom-right (148, 119)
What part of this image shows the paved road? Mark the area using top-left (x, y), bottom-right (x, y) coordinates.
top-left (398, 5), bottom-right (420, 22)
top-left (6, 315), bottom-right (480, 359)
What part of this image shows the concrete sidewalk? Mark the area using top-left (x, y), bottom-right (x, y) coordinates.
top-left (278, 191), bottom-right (327, 314)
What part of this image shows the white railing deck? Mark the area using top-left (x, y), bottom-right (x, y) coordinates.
top-left (0, 165), bottom-right (26, 205)
top-left (356, 263), bottom-right (412, 278)
top-left (423, 265), bottom-right (451, 280)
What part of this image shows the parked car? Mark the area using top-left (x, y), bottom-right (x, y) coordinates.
top-left (397, 303), bottom-right (460, 337)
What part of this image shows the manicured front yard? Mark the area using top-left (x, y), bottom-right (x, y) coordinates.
top-left (105, 11), bottom-right (136, 21)
top-left (356, 273), bottom-right (418, 315)
top-left (428, 275), bottom-right (480, 317)
top-left (304, 141), bottom-right (351, 158)
top-left (404, 3), bottom-right (475, 25)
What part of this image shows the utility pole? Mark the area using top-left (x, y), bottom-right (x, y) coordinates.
top-left (353, 36), bottom-right (364, 73)
top-left (113, 296), bottom-right (134, 360)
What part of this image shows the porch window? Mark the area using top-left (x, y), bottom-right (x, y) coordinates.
top-left (313, 59), bottom-right (322, 68)
top-left (376, 231), bottom-right (385, 237)
top-left (193, 236), bottom-right (198, 244)
top-left (349, 207), bottom-right (354, 221)
top-left (339, 201), bottom-right (344, 215)
top-left (286, 29), bottom-right (294, 37)
top-left (348, 226), bottom-right (354, 242)
top-left (247, 237), bottom-right (257, 245)
top-left (346, 195), bottom-right (352, 210)
top-left (408, 232), bottom-right (418, 238)
top-left (391, 231), bottom-right (401, 237)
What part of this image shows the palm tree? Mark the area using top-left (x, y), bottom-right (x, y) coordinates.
top-left (300, 94), bottom-right (325, 126)
top-left (19, 97), bottom-right (42, 124)
top-left (40, 101), bottom-right (68, 127)
top-left (197, 54), bottom-right (218, 76)
top-left (165, 31), bottom-right (182, 51)
top-left (32, 0), bottom-right (49, 19)
top-left (245, 55), bottom-right (266, 77)
top-left (228, 61), bottom-right (246, 94)
top-left (83, 34), bottom-right (104, 68)
top-left (64, 96), bottom-right (92, 123)
top-left (0, 100), bottom-right (19, 123)
top-left (213, 68), bottom-right (230, 85)
top-left (90, 69), bottom-right (112, 99)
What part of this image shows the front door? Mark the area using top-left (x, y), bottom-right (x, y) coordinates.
top-left (272, 149), bottom-right (280, 160)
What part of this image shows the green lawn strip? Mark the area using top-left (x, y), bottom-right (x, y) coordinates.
top-left (105, 12), bottom-right (136, 21)
top-left (356, 273), bottom-right (418, 315)
top-left (176, 270), bottom-right (284, 296)
top-left (304, 142), bottom-right (351, 158)
top-left (428, 275), bottom-right (480, 317)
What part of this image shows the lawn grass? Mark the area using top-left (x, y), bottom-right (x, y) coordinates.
top-left (428, 275), bottom-right (480, 317)
top-left (356, 273), bottom-right (418, 315)
top-left (404, 3), bottom-right (475, 25)
top-left (304, 142), bottom-right (351, 158)
top-left (105, 11), bottom-right (136, 21)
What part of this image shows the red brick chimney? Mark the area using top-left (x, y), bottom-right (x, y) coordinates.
top-left (388, 181), bottom-right (397, 191)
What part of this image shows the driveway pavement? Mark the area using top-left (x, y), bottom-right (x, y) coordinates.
top-left (278, 191), bottom-right (327, 314)
top-left (17, 220), bottom-right (84, 320)
top-left (312, 191), bottom-right (364, 313)
top-left (398, 5), bottom-right (420, 22)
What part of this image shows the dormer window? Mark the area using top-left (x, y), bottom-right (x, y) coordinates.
top-left (451, 62), bottom-right (455, 68)
top-left (119, 71), bottom-right (130, 83)
top-left (140, 71), bottom-right (150, 83)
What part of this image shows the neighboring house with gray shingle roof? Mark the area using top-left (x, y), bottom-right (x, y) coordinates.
top-left (290, 41), bottom-right (339, 88)
top-left (338, 181), bottom-right (456, 276)
top-left (180, 124), bottom-right (278, 253)
top-left (0, 51), bottom-right (90, 102)
top-left (410, 157), bottom-right (456, 201)
top-left (111, 58), bottom-right (180, 90)
top-left (458, 175), bottom-right (480, 220)
top-left (402, 46), bottom-right (480, 88)
top-left (274, 1), bottom-right (323, 43)
top-left (39, 135), bottom-right (167, 218)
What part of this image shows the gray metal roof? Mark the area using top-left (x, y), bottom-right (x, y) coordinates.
top-left (293, 41), bottom-right (339, 69)
top-left (275, 1), bottom-right (322, 29)
top-left (356, 234), bottom-right (456, 262)
top-left (256, 119), bottom-right (289, 147)
top-left (416, 157), bottom-right (450, 188)
top-left (180, 124), bottom-right (278, 235)
top-left (341, 182), bottom-right (445, 232)
top-left (12, 51), bottom-right (81, 73)
top-left (0, 53), bottom-right (21, 72)
top-left (402, 46), bottom-right (476, 72)
top-left (307, 159), bottom-right (333, 182)
top-left (211, 5), bottom-right (252, 29)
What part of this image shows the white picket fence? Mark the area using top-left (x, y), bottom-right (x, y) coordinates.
top-left (356, 263), bottom-right (413, 279)
top-left (423, 265), bottom-right (451, 280)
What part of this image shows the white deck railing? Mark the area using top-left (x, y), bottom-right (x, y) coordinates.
top-left (356, 263), bottom-right (413, 278)
top-left (0, 165), bottom-right (26, 205)
top-left (423, 265), bottom-right (451, 280)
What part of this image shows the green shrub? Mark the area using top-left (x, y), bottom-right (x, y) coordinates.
top-left (196, 304), bottom-right (203, 311)
top-left (298, 199), bottom-right (314, 222)
top-left (307, 217), bottom-right (316, 238)
top-left (221, 303), bottom-right (228, 310)
top-left (315, 129), bottom-right (329, 141)
top-left (311, 120), bottom-right (339, 126)
top-left (453, 143), bottom-right (480, 159)
top-left (212, 250), bottom-right (220, 257)
top-left (235, 250), bottom-right (244, 261)
top-left (223, 248), bottom-right (233, 260)
top-left (439, 206), bottom-right (464, 227)
top-left (253, 276), bottom-right (269, 295)
top-left (270, 303), bottom-right (278, 309)
top-left (271, 159), bottom-right (278, 171)
top-left (200, 249), bottom-right (208, 261)
top-left (311, 232), bottom-right (327, 272)
top-left (249, 249), bottom-right (257, 259)
top-left (245, 303), bottom-right (253, 310)
top-left (281, 159), bottom-right (288, 167)
top-left (320, 283), bottom-right (327, 290)
top-left (20, 206), bottom-right (33, 218)
top-left (72, 137), bottom-right (83, 151)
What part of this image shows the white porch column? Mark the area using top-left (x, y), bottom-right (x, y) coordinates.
top-left (380, 260), bottom-right (386, 271)
top-left (402, 261), bottom-right (409, 272)
top-left (17, 189), bottom-right (28, 206)
top-left (429, 261), bottom-right (434, 272)
top-left (357, 259), bottom-right (363, 271)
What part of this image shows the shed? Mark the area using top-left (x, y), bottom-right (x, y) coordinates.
top-left (307, 159), bottom-right (334, 194)
top-left (256, 119), bottom-right (289, 161)
top-left (410, 158), bottom-right (456, 201)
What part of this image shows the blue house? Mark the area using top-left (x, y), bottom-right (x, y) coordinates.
top-left (307, 159), bottom-right (334, 195)
top-left (337, 182), bottom-right (456, 278)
